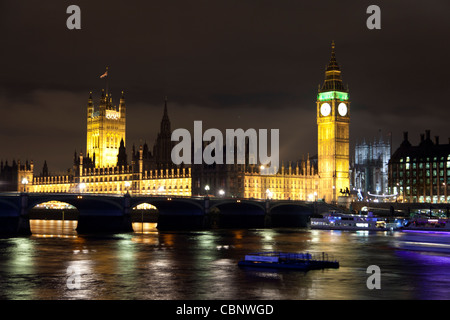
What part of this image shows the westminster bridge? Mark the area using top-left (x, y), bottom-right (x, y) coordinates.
top-left (0, 193), bottom-right (335, 236)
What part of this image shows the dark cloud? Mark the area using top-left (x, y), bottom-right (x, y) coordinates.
top-left (0, 0), bottom-right (449, 172)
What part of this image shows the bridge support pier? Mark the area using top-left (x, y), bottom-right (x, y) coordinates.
top-left (76, 194), bottom-right (133, 234)
top-left (264, 200), bottom-right (271, 227)
top-left (0, 216), bottom-right (31, 236)
top-left (0, 193), bottom-right (31, 236)
top-left (18, 193), bottom-right (32, 235)
top-left (77, 214), bottom-right (133, 234)
top-left (269, 204), bottom-right (312, 228)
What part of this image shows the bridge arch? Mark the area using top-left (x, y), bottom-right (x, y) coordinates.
top-left (0, 197), bottom-right (27, 235)
top-left (210, 199), bottom-right (266, 212)
top-left (27, 194), bottom-right (124, 213)
top-left (0, 198), bottom-right (20, 213)
top-left (27, 194), bottom-right (129, 233)
top-left (268, 203), bottom-right (312, 228)
top-left (130, 197), bottom-right (205, 230)
top-left (28, 200), bottom-right (79, 221)
top-left (210, 199), bottom-right (266, 229)
top-left (130, 202), bottom-right (159, 229)
top-left (130, 197), bottom-right (204, 214)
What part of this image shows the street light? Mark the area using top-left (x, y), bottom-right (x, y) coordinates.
top-left (125, 181), bottom-right (131, 194)
top-left (79, 182), bottom-right (86, 193)
top-left (205, 185), bottom-right (210, 195)
top-left (21, 177), bottom-right (28, 193)
top-left (218, 189), bottom-right (225, 197)
top-left (266, 189), bottom-right (273, 200)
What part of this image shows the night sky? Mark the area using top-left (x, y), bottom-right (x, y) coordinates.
top-left (1, 1), bottom-right (449, 173)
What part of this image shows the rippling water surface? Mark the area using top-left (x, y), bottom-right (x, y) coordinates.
top-left (1, 220), bottom-right (450, 300)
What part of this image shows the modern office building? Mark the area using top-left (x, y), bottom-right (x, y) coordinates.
top-left (388, 130), bottom-right (450, 203)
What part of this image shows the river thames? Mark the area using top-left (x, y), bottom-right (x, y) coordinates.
top-left (1, 220), bottom-right (450, 300)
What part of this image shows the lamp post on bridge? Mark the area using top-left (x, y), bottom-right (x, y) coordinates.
top-left (21, 177), bottom-right (28, 193)
top-left (266, 189), bottom-right (273, 200)
top-left (158, 185), bottom-right (165, 196)
top-left (125, 181), bottom-right (131, 195)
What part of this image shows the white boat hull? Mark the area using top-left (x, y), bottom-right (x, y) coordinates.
top-left (311, 224), bottom-right (391, 231)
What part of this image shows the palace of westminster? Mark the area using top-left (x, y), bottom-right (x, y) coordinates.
top-left (1, 43), bottom-right (448, 204)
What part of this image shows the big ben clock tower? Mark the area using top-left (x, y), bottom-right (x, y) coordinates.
top-left (317, 41), bottom-right (350, 203)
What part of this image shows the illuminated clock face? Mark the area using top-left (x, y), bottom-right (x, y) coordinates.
top-left (338, 103), bottom-right (348, 116)
top-left (320, 103), bottom-right (331, 116)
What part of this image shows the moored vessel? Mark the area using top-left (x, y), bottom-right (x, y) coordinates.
top-left (310, 212), bottom-right (399, 231)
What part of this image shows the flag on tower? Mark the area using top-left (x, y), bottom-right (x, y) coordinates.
top-left (100, 68), bottom-right (108, 78)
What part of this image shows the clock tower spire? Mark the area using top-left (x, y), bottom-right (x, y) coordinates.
top-left (317, 41), bottom-right (350, 203)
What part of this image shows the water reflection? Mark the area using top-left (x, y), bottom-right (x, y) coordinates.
top-left (132, 222), bottom-right (158, 234)
top-left (395, 250), bottom-right (450, 299)
top-left (2, 221), bottom-right (450, 299)
top-left (30, 219), bottom-right (78, 238)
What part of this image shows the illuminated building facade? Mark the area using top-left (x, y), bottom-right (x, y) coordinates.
top-left (194, 42), bottom-right (347, 202)
top-left (389, 131), bottom-right (450, 203)
top-left (192, 158), bottom-right (319, 201)
top-left (316, 41), bottom-right (350, 202)
top-left (26, 93), bottom-right (191, 196)
top-left (86, 90), bottom-right (126, 168)
top-left (243, 159), bottom-right (319, 201)
top-left (350, 131), bottom-right (391, 195)
top-left (3, 43), bottom-right (351, 203)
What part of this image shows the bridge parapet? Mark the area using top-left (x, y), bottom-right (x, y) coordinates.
top-left (0, 193), bottom-right (318, 234)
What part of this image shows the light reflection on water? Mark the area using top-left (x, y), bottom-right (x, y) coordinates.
top-left (0, 221), bottom-right (450, 299)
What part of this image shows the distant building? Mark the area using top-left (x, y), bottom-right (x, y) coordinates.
top-left (388, 130), bottom-right (450, 203)
top-left (0, 160), bottom-right (34, 192)
top-left (350, 131), bottom-right (391, 196)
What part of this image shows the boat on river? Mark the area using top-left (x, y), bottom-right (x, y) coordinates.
top-left (400, 216), bottom-right (450, 232)
top-left (395, 217), bottom-right (450, 253)
top-left (396, 230), bottom-right (450, 253)
top-left (237, 251), bottom-right (339, 271)
top-left (310, 212), bottom-right (399, 231)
